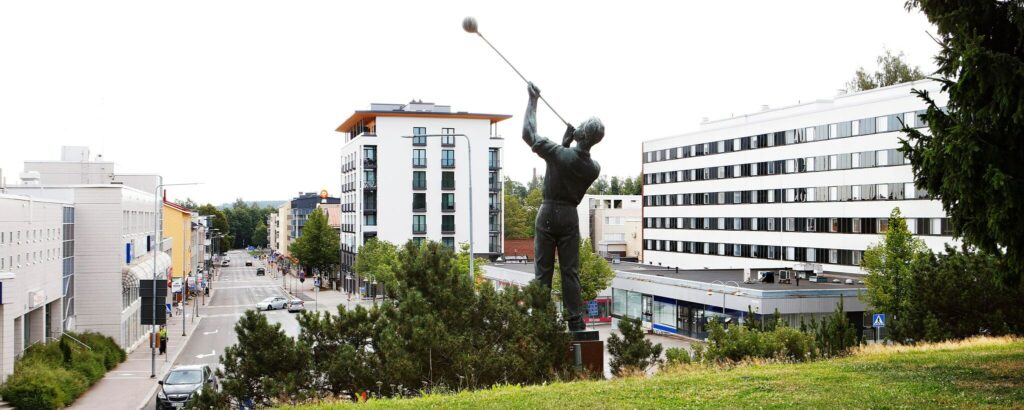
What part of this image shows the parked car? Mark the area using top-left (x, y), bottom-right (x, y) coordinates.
top-left (256, 296), bottom-right (288, 311)
top-left (256, 267), bottom-right (265, 276)
top-left (156, 364), bottom-right (218, 409)
top-left (245, 261), bottom-right (253, 266)
top-left (287, 299), bottom-right (305, 313)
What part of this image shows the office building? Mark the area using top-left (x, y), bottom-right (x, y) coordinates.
top-left (335, 101), bottom-right (509, 291)
top-left (641, 80), bottom-right (955, 275)
top-left (577, 195), bottom-right (643, 260)
top-left (0, 193), bottom-right (73, 381)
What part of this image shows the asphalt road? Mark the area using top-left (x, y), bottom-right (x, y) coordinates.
top-left (145, 250), bottom-right (301, 405)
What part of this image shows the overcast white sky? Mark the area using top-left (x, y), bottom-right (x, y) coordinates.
top-left (0, 1), bottom-right (939, 205)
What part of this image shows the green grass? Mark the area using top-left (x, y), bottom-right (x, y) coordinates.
top-left (287, 337), bottom-right (1024, 409)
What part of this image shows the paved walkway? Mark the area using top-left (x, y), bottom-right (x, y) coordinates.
top-left (70, 311), bottom-right (203, 410)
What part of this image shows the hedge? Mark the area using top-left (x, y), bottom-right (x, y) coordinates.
top-left (0, 331), bottom-right (126, 410)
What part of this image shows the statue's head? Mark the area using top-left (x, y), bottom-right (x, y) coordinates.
top-left (574, 117), bottom-right (604, 150)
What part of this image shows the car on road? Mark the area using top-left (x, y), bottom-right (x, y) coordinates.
top-left (156, 364), bottom-right (218, 409)
top-left (257, 296), bottom-right (288, 311)
top-left (245, 261), bottom-right (252, 266)
top-left (256, 267), bottom-right (265, 276)
top-left (221, 260), bottom-right (230, 267)
top-left (287, 299), bottom-right (305, 313)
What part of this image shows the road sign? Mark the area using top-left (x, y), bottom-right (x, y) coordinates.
top-left (588, 300), bottom-right (599, 317)
top-left (872, 313), bottom-right (886, 328)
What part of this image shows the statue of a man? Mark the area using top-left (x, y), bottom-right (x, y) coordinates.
top-left (522, 82), bottom-right (604, 331)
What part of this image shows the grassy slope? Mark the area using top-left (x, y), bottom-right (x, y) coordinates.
top-left (290, 337), bottom-right (1024, 409)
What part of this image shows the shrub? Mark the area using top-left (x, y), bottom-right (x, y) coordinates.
top-left (1, 361), bottom-right (87, 410)
top-left (664, 347), bottom-right (691, 366)
top-left (71, 331), bottom-right (126, 369)
top-left (700, 318), bottom-right (819, 363)
top-left (607, 317), bottom-right (663, 376)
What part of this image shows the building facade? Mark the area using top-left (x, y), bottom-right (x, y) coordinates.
top-left (335, 101), bottom-right (510, 290)
top-left (288, 192), bottom-right (340, 243)
top-left (0, 194), bottom-right (72, 382)
top-left (275, 202), bottom-right (291, 257)
top-left (641, 80), bottom-right (955, 275)
top-left (9, 148), bottom-right (170, 351)
top-left (163, 201), bottom-right (194, 285)
top-left (577, 195), bottom-right (642, 260)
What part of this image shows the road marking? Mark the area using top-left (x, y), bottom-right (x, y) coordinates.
top-left (196, 350), bottom-right (216, 359)
top-left (203, 329), bottom-right (219, 335)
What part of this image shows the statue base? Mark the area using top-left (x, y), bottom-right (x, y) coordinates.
top-left (567, 338), bottom-right (604, 376)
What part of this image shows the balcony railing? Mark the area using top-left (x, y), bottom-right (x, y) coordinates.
top-left (441, 161), bottom-right (455, 169)
top-left (363, 158), bottom-right (377, 169)
top-left (489, 224), bottom-right (501, 232)
top-left (489, 183), bottom-right (501, 192)
top-left (412, 224), bottom-right (427, 234)
top-left (489, 204), bottom-right (501, 213)
top-left (413, 160), bottom-right (427, 168)
top-left (489, 160), bottom-right (501, 170)
top-left (363, 181), bottom-right (377, 190)
top-left (441, 225), bottom-right (456, 234)
top-left (363, 206), bottom-right (376, 214)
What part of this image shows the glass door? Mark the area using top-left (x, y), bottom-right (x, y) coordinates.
top-left (641, 295), bottom-right (653, 324)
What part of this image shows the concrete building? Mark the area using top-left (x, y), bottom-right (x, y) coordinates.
top-left (0, 193), bottom-right (72, 381)
top-left (8, 148), bottom-right (170, 351)
top-left (316, 202), bottom-right (341, 235)
top-left (288, 192), bottom-right (340, 243)
top-left (275, 201), bottom-right (291, 257)
top-left (641, 80), bottom-right (955, 275)
top-left (577, 195), bottom-right (642, 260)
top-left (335, 101), bottom-right (510, 291)
top-left (266, 213), bottom-right (278, 253)
top-left (163, 201), bottom-right (194, 287)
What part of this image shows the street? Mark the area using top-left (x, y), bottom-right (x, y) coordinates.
top-left (143, 250), bottom-right (371, 407)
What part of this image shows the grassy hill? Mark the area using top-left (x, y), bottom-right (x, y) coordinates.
top-left (287, 337), bottom-right (1024, 409)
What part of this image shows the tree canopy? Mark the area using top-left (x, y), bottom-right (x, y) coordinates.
top-left (847, 49), bottom-right (925, 92)
top-left (902, 0), bottom-right (1024, 283)
top-left (288, 208), bottom-right (340, 278)
top-left (861, 207), bottom-right (928, 341)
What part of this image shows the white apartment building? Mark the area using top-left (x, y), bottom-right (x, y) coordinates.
top-left (267, 212), bottom-right (278, 253)
top-left (8, 148), bottom-right (169, 351)
top-left (0, 193), bottom-right (72, 381)
top-left (336, 101), bottom-right (509, 288)
top-left (641, 80), bottom-right (954, 275)
top-left (577, 195), bottom-right (643, 259)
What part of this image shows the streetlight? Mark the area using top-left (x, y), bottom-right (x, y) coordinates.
top-left (400, 133), bottom-right (475, 285)
top-left (150, 180), bottom-right (201, 379)
top-left (709, 280), bottom-right (742, 323)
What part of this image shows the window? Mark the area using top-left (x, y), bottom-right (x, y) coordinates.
top-left (413, 171), bottom-right (427, 190)
top-left (442, 237), bottom-right (455, 249)
top-left (807, 248), bottom-right (816, 262)
top-left (441, 128), bottom-right (455, 146)
top-left (441, 193), bottom-right (455, 211)
top-left (412, 215), bottom-right (426, 234)
top-left (807, 218), bottom-right (817, 232)
top-left (852, 218), bottom-right (862, 233)
top-left (413, 193), bottom-right (426, 212)
top-left (363, 145), bottom-right (377, 165)
top-left (363, 170), bottom-right (376, 188)
top-left (853, 251), bottom-right (864, 265)
top-left (441, 149), bottom-right (455, 168)
top-left (829, 249), bottom-right (838, 264)
top-left (830, 218), bottom-right (840, 233)
top-left (442, 215), bottom-right (455, 233)
top-left (878, 218), bottom-right (890, 233)
top-left (489, 148), bottom-right (500, 169)
top-left (412, 149), bottom-right (427, 167)
top-left (364, 214), bottom-right (376, 226)
top-left (876, 150), bottom-right (888, 166)
top-left (413, 127), bottom-right (427, 145)
top-left (603, 233), bottom-right (625, 242)
top-left (442, 171), bottom-right (455, 190)
top-left (829, 186), bottom-right (838, 201)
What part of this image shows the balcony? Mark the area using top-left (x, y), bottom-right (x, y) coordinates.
top-left (442, 225), bottom-right (456, 234)
top-left (341, 224), bottom-right (355, 233)
top-left (441, 205), bottom-right (455, 213)
top-left (412, 160), bottom-right (427, 168)
top-left (412, 224), bottom-right (427, 234)
top-left (363, 206), bottom-right (377, 214)
top-left (489, 204), bottom-right (501, 213)
top-left (489, 160), bottom-right (501, 170)
top-left (441, 160), bottom-right (455, 169)
top-left (363, 181), bottom-right (377, 191)
top-left (363, 158), bottom-right (377, 169)
top-left (489, 183), bottom-right (501, 192)
top-left (342, 203), bottom-right (355, 212)
top-left (489, 223), bottom-right (501, 232)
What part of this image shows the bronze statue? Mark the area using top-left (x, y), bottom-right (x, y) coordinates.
top-left (523, 82), bottom-right (603, 332)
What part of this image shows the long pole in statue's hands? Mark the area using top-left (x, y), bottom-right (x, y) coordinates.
top-left (463, 16), bottom-right (571, 128)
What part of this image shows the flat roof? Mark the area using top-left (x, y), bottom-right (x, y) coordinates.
top-left (335, 110), bottom-right (512, 132)
top-left (490, 261), bottom-right (865, 291)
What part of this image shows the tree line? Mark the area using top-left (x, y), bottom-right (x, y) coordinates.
top-left (175, 198), bottom-right (277, 251)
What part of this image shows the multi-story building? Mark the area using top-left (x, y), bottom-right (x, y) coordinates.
top-left (288, 192), bottom-right (340, 244)
top-left (8, 148), bottom-right (169, 351)
top-left (335, 101), bottom-right (510, 291)
top-left (577, 195), bottom-right (643, 260)
top-left (0, 193), bottom-right (73, 381)
top-left (275, 201), bottom-right (291, 257)
top-left (266, 212), bottom-right (278, 253)
top-left (640, 80), bottom-right (955, 275)
top-left (163, 200), bottom-right (195, 298)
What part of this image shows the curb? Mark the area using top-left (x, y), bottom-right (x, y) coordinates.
top-left (136, 316), bottom-right (204, 410)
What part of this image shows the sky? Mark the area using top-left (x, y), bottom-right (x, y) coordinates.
top-left (0, 1), bottom-right (940, 205)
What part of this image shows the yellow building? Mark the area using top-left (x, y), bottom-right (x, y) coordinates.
top-left (163, 201), bottom-right (194, 282)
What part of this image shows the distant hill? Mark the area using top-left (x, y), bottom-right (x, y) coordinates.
top-left (218, 200), bottom-right (286, 210)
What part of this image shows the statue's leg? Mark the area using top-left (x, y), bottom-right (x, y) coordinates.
top-left (557, 221), bottom-right (584, 332)
top-left (533, 207), bottom-right (556, 289)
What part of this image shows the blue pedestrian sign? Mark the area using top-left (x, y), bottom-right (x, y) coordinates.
top-left (587, 300), bottom-right (599, 317)
top-left (872, 313), bottom-right (886, 328)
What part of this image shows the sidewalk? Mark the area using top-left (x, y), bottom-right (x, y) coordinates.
top-left (70, 313), bottom-right (203, 410)
top-left (279, 272), bottom-right (367, 313)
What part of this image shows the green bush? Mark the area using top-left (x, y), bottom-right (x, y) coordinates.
top-left (664, 347), bottom-right (691, 366)
top-left (607, 317), bottom-right (663, 376)
top-left (1, 361), bottom-right (88, 410)
top-left (700, 318), bottom-right (819, 363)
top-left (72, 331), bottom-right (126, 369)
top-left (68, 348), bottom-right (107, 384)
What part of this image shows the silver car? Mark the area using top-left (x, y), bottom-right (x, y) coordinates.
top-left (257, 296), bottom-right (288, 311)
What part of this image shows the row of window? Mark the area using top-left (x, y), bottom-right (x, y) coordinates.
top-left (412, 127), bottom-right (458, 146)
top-left (0, 247), bottom-right (64, 270)
top-left (644, 110), bottom-right (927, 163)
top-left (644, 239), bottom-right (865, 266)
top-left (644, 216), bottom-right (952, 236)
top-left (644, 148), bottom-right (908, 185)
top-left (412, 149), bottom-right (458, 168)
top-left (412, 193), bottom-right (457, 212)
top-left (644, 182), bottom-right (927, 206)
top-left (411, 215), bottom-right (458, 235)
top-left (0, 227), bottom-right (64, 245)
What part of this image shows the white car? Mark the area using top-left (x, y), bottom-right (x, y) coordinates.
top-left (257, 296), bottom-right (288, 311)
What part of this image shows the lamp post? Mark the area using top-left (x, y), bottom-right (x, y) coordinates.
top-left (400, 133), bottom-right (475, 285)
top-left (709, 280), bottom-right (742, 321)
top-left (150, 180), bottom-right (201, 379)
